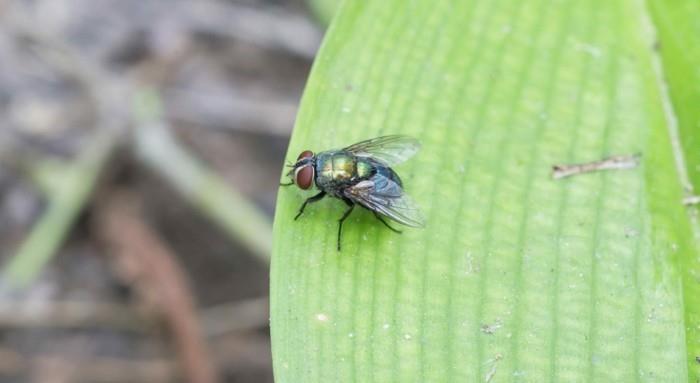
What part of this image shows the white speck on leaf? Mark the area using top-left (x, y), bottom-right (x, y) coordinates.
top-left (463, 251), bottom-right (478, 275)
top-left (573, 40), bottom-right (602, 57)
top-left (481, 320), bottom-right (503, 334)
top-left (647, 308), bottom-right (657, 322)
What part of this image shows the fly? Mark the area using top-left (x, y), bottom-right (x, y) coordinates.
top-left (281, 135), bottom-right (426, 250)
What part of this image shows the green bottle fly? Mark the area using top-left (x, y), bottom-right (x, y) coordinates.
top-left (281, 135), bottom-right (425, 251)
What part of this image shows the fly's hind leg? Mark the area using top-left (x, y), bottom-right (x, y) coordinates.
top-left (373, 212), bottom-right (402, 234)
top-left (337, 198), bottom-right (355, 251)
top-left (295, 191), bottom-right (326, 220)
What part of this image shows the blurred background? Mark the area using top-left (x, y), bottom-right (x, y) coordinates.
top-left (0, 0), bottom-right (325, 382)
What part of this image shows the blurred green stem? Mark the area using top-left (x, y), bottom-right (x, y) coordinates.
top-left (133, 88), bottom-right (272, 263)
top-left (3, 132), bottom-right (115, 285)
top-left (307, 0), bottom-right (341, 27)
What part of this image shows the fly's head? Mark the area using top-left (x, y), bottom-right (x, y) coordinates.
top-left (284, 150), bottom-right (315, 190)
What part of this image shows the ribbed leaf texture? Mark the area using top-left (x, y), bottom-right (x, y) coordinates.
top-left (272, 0), bottom-right (700, 381)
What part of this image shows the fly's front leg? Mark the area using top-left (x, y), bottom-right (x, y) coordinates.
top-left (373, 212), bottom-right (402, 234)
top-left (294, 191), bottom-right (326, 220)
top-left (337, 198), bottom-right (355, 251)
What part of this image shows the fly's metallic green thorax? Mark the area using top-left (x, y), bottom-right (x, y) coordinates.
top-left (317, 152), bottom-right (356, 181)
top-left (282, 135), bottom-right (425, 251)
top-left (315, 151), bottom-right (377, 196)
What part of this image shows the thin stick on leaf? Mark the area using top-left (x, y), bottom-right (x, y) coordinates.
top-left (551, 154), bottom-right (641, 179)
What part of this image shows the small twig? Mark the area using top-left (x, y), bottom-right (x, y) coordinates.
top-left (97, 192), bottom-right (219, 383)
top-left (552, 154), bottom-right (641, 179)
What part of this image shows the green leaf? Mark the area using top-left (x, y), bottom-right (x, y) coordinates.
top-left (647, 0), bottom-right (700, 377)
top-left (648, 0), bottom-right (700, 191)
top-left (271, 0), bottom-right (700, 381)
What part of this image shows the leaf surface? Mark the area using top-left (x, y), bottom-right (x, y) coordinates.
top-left (272, 1), bottom-right (700, 381)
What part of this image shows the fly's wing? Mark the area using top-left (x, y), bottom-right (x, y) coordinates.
top-left (343, 135), bottom-right (420, 166)
top-left (344, 173), bottom-right (426, 228)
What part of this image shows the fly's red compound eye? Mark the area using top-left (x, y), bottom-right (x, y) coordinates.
top-left (290, 150), bottom-right (314, 189)
top-left (297, 150), bottom-right (314, 160)
top-left (294, 165), bottom-right (314, 190)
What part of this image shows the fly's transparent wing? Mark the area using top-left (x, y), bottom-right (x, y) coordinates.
top-left (343, 135), bottom-right (420, 166)
top-left (344, 173), bottom-right (426, 228)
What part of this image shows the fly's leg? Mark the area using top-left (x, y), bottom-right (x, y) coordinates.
top-left (294, 191), bottom-right (326, 220)
top-left (337, 198), bottom-right (355, 251)
top-left (280, 181), bottom-right (294, 186)
top-left (373, 212), bottom-right (402, 234)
